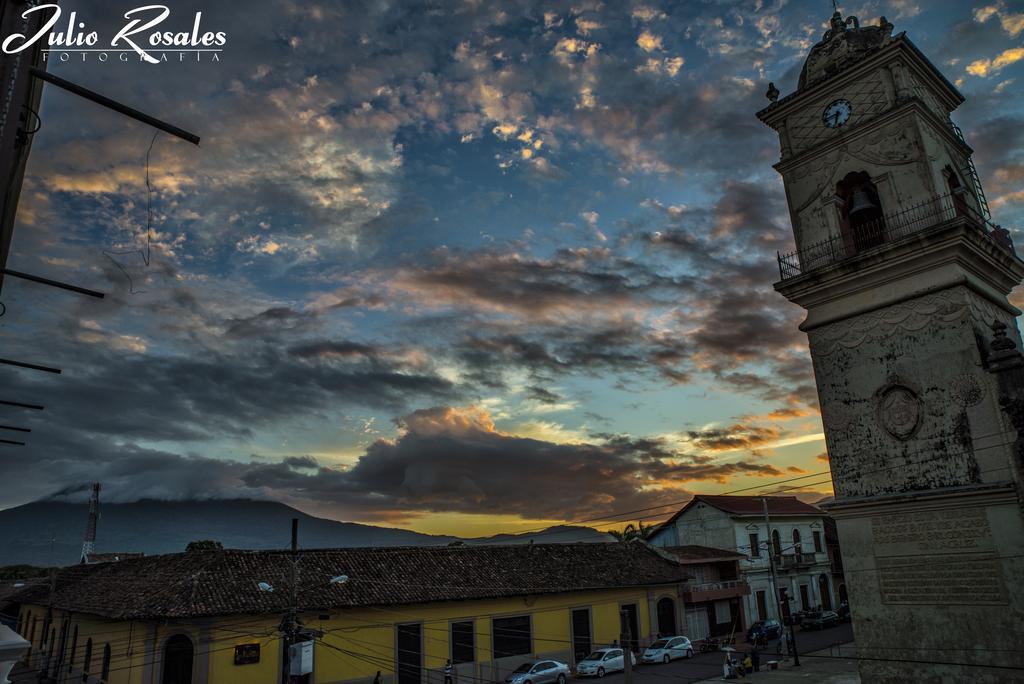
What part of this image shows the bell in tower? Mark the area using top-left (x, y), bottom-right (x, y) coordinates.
top-left (846, 188), bottom-right (876, 216)
top-left (757, 9), bottom-right (1024, 683)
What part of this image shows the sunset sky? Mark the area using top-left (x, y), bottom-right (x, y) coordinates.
top-left (2, 0), bottom-right (1023, 537)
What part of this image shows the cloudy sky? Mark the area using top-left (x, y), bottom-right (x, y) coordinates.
top-left (2, 0), bottom-right (1022, 536)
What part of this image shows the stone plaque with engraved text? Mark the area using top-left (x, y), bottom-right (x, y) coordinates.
top-left (871, 507), bottom-right (1007, 605)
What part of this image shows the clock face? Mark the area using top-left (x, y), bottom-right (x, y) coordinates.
top-left (822, 99), bottom-right (852, 128)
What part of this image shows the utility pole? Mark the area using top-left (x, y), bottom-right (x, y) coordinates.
top-left (760, 498), bottom-right (799, 667)
top-left (81, 483), bottom-right (100, 564)
top-left (619, 609), bottom-right (633, 684)
top-left (281, 518), bottom-right (300, 684)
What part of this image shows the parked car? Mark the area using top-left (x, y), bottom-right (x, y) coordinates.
top-left (641, 636), bottom-right (693, 663)
top-left (801, 611), bottom-right (839, 630)
top-left (575, 649), bottom-right (635, 677)
top-left (505, 660), bottom-right (570, 684)
top-left (746, 619), bottom-right (783, 642)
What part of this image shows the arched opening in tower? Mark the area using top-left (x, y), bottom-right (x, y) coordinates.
top-left (835, 171), bottom-right (885, 255)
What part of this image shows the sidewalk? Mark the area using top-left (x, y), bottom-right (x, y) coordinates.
top-left (695, 644), bottom-right (860, 683)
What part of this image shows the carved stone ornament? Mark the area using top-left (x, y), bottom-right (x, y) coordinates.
top-left (824, 402), bottom-right (857, 433)
top-left (799, 12), bottom-right (895, 90)
top-left (809, 288), bottom-right (970, 358)
top-left (849, 124), bottom-right (918, 165)
top-left (875, 381), bottom-right (922, 440)
top-left (949, 373), bottom-right (984, 407)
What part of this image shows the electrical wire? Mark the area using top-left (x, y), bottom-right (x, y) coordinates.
top-left (102, 131), bottom-right (159, 294)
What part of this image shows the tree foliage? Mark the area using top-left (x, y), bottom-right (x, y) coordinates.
top-left (609, 521), bottom-right (651, 542)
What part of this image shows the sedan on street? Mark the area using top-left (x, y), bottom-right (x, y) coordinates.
top-left (641, 636), bottom-right (694, 663)
top-left (505, 660), bottom-right (571, 684)
top-left (746, 619), bottom-right (783, 642)
top-left (801, 611), bottom-right (839, 630)
top-left (575, 649), bottom-right (636, 677)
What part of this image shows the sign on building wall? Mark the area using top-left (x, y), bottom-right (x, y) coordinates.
top-left (233, 643), bottom-right (261, 665)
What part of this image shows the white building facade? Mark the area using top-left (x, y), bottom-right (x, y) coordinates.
top-left (648, 495), bottom-right (837, 627)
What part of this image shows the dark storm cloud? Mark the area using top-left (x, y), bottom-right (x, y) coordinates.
top-left (526, 385), bottom-right (562, 404)
top-left (225, 307), bottom-right (320, 338)
top-left (288, 340), bottom-right (383, 360)
top-left (382, 247), bottom-right (696, 319)
top-left (16, 404), bottom-right (788, 518)
top-left (964, 116), bottom-right (1024, 175)
top-left (455, 322), bottom-right (691, 385)
top-left (685, 424), bottom-right (784, 452)
top-left (235, 405), bottom-right (786, 521)
top-left (2, 342), bottom-right (456, 445)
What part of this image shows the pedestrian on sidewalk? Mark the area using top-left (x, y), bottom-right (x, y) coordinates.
top-left (374, 672), bottom-right (382, 684)
top-left (750, 646), bottom-right (760, 672)
top-left (778, 631), bottom-right (789, 660)
top-left (444, 659), bottom-right (454, 684)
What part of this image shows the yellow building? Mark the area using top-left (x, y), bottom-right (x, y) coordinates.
top-left (7, 542), bottom-right (689, 684)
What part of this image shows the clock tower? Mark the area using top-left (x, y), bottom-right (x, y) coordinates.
top-left (758, 10), bottom-right (1024, 682)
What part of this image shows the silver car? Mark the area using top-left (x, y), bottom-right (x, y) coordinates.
top-left (504, 660), bottom-right (570, 684)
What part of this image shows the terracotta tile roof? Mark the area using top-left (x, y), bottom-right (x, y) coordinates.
top-left (8, 542), bottom-right (688, 620)
top-left (691, 495), bottom-right (822, 516)
top-left (660, 545), bottom-right (746, 563)
top-left (649, 495), bottom-right (824, 540)
top-left (84, 552), bottom-right (145, 564)
top-left (0, 578), bottom-right (47, 612)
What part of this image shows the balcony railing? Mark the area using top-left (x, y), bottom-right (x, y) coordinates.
top-left (683, 579), bottom-right (750, 602)
top-left (773, 552), bottom-right (823, 569)
top-left (686, 579), bottom-right (747, 593)
top-left (777, 191), bottom-right (1017, 281)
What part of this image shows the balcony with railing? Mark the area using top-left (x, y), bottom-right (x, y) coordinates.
top-left (777, 191), bottom-right (1017, 281)
top-left (775, 552), bottom-right (817, 569)
top-left (682, 578), bottom-right (751, 603)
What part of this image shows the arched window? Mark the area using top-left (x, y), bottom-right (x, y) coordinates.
top-left (69, 625), bottom-right (79, 674)
top-left (45, 627), bottom-right (56, 678)
top-left (943, 165), bottom-right (971, 218)
top-left (656, 597), bottom-right (677, 636)
top-left (792, 529), bottom-right (802, 555)
top-left (771, 529), bottom-right (781, 558)
top-left (818, 574), bottom-right (832, 611)
top-left (836, 171), bottom-right (885, 254)
top-left (83, 638), bottom-right (93, 681)
top-left (58, 619), bottom-right (69, 669)
top-left (161, 634), bottom-right (194, 684)
top-left (101, 643), bottom-right (111, 682)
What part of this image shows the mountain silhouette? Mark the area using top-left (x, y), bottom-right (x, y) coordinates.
top-left (0, 498), bottom-right (612, 566)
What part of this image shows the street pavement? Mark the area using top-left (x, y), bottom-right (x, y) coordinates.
top-left (579, 623), bottom-right (855, 684)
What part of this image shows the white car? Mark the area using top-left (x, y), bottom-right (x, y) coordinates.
top-left (575, 648), bottom-right (636, 677)
top-left (641, 636), bottom-right (693, 663)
